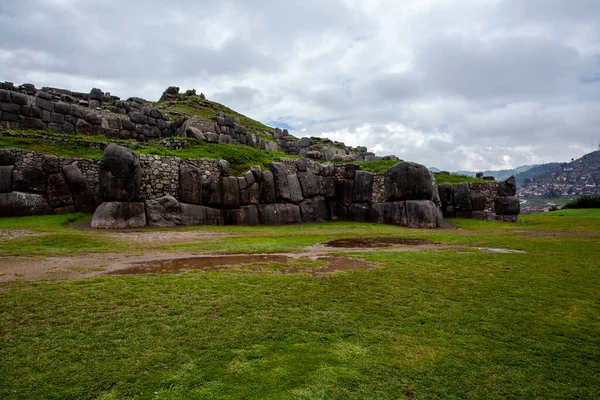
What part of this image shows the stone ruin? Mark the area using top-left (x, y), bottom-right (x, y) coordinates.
top-left (0, 144), bottom-right (520, 228)
top-left (0, 82), bottom-right (395, 162)
top-left (0, 81), bottom-right (520, 227)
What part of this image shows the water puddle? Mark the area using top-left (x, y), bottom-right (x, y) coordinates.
top-left (324, 237), bottom-right (435, 248)
top-left (109, 255), bottom-right (372, 276)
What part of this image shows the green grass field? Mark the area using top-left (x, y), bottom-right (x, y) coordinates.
top-left (1, 210), bottom-right (599, 399)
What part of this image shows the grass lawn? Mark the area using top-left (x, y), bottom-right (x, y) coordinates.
top-left (0, 210), bottom-right (599, 399)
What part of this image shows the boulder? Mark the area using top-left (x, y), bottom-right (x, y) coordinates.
top-left (145, 195), bottom-right (181, 227)
top-left (91, 202), bottom-right (147, 229)
top-left (179, 164), bottom-right (202, 205)
top-left (0, 165), bottom-right (13, 193)
top-left (405, 200), bottom-right (442, 228)
top-left (498, 176), bottom-right (516, 196)
top-left (62, 162), bottom-right (94, 212)
top-left (384, 162), bottom-right (433, 201)
top-left (352, 171), bottom-right (374, 203)
top-left (180, 203), bottom-right (222, 226)
top-left (494, 196), bottom-right (520, 215)
top-left (99, 144), bottom-right (141, 202)
top-left (0, 191), bottom-right (53, 217)
top-left (299, 197), bottom-right (327, 222)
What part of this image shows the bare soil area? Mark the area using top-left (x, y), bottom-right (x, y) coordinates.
top-left (0, 234), bottom-right (520, 282)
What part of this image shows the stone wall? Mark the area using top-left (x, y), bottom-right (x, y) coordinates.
top-left (0, 83), bottom-right (179, 141)
top-left (0, 82), bottom-right (395, 162)
top-left (0, 144), bottom-right (519, 227)
top-left (437, 178), bottom-right (519, 222)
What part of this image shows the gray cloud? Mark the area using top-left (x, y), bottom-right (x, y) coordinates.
top-left (1, 0), bottom-right (599, 170)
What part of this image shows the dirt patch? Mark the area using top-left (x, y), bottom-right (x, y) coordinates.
top-left (108, 255), bottom-right (372, 276)
top-left (324, 237), bottom-right (435, 248)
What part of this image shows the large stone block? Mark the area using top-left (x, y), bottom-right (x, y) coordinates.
top-left (146, 195), bottom-right (181, 227)
top-left (99, 144), bottom-right (141, 202)
top-left (453, 182), bottom-right (472, 211)
top-left (299, 197), bottom-right (327, 222)
top-left (368, 202), bottom-right (407, 225)
top-left (384, 161), bottom-right (433, 201)
top-left (10, 92), bottom-right (29, 106)
top-left (471, 191), bottom-right (486, 211)
top-left (287, 173), bottom-right (304, 204)
top-left (270, 162), bottom-right (291, 202)
top-left (240, 182), bottom-right (260, 205)
top-left (259, 171), bottom-right (276, 204)
top-left (278, 203), bottom-right (302, 224)
top-left (35, 96), bottom-right (54, 112)
top-left (297, 171), bottom-right (319, 198)
top-left (238, 205), bottom-right (259, 226)
top-left (179, 164), bottom-right (202, 205)
top-left (258, 203), bottom-right (301, 225)
top-left (0, 191), bottom-right (53, 217)
top-left (180, 203), bottom-right (223, 225)
top-left (221, 176), bottom-right (240, 208)
top-left (0, 165), bottom-right (13, 193)
top-left (91, 202), bottom-right (147, 229)
top-left (404, 200), bottom-right (443, 228)
top-left (498, 176), bottom-right (516, 197)
top-left (348, 203), bottom-right (371, 222)
top-left (352, 170), bottom-right (374, 203)
top-left (0, 101), bottom-right (20, 114)
top-left (494, 196), bottom-right (520, 215)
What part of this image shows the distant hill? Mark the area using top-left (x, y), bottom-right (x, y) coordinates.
top-left (514, 163), bottom-right (562, 184)
top-left (518, 150), bottom-right (600, 197)
top-left (431, 165), bottom-right (536, 180)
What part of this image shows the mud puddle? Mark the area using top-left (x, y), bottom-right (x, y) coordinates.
top-left (109, 255), bottom-right (372, 276)
top-left (324, 237), bottom-right (435, 248)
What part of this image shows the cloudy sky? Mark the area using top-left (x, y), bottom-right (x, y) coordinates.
top-left (1, 0), bottom-right (599, 170)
